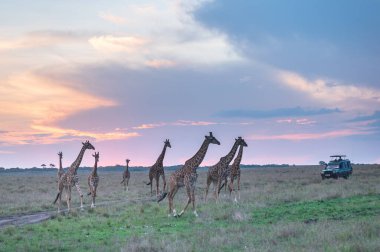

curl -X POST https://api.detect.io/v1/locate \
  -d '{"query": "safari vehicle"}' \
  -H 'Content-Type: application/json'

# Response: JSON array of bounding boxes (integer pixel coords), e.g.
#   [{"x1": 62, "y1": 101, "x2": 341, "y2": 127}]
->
[{"x1": 319, "y1": 155, "x2": 353, "y2": 180}]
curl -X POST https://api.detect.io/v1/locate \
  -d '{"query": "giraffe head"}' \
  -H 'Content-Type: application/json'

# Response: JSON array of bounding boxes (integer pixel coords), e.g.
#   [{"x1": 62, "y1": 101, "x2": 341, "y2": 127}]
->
[
  {"x1": 92, "y1": 152, "x2": 100, "y2": 161},
  {"x1": 126, "y1": 159, "x2": 130, "y2": 164},
  {"x1": 82, "y1": 140, "x2": 95, "y2": 150},
  {"x1": 164, "y1": 139, "x2": 171, "y2": 148},
  {"x1": 236, "y1": 136, "x2": 248, "y2": 147},
  {"x1": 58, "y1": 152, "x2": 63, "y2": 158},
  {"x1": 205, "y1": 132, "x2": 220, "y2": 145}
]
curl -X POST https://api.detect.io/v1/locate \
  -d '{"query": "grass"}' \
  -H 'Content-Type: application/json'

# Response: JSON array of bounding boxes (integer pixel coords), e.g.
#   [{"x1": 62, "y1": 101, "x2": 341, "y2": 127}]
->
[
  {"x1": 0, "y1": 165, "x2": 379, "y2": 251},
  {"x1": 252, "y1": 194, "x2": 380, "y2": 224}
]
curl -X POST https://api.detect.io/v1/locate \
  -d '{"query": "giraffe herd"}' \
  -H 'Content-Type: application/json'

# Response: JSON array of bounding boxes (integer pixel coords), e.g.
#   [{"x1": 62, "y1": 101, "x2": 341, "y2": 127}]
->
[{"x1": 53, "y1": 132, "x2": 247, "y2": 217}]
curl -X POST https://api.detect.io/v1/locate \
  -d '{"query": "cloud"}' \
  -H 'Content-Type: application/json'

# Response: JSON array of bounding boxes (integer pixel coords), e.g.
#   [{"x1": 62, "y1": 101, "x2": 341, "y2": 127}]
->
[
  {"x1": 132, "y1": 120, "x2": 219, "y2": 130},
  {"x1": 349, "y1": 111, "x2": 380, "y2": 122},
  {"x1": 276, "y1": 118, "x2": 316, "y2": 125},
  {"x1": 0, "y1": 30, "x2": 85, "y2": 51},
  {"x1": 145, "y1": 59, "x2": 176, "y2": 68},
  {"x1": 296, "y1": 118, "x2": 316, "y2": 125},
  {"x1": 277, "y1": 119, "x2": 293, "y2": 124},
  {"x1": 133, "y1": 123, "x2": 167, "y2": 130},
  {"x1": 173, "y1": 120, "x2": 219, "y2": 126},
  {"x1": 249, "y1": 129, "x2": 371, "y2": 141},
  {"x1": 0, "y1": 72, "x2": 122, "y2": 145},
  {"x1": 216, "y1": 107, "x2": 340, "y2": 119},
  {"x1": 278, "y1": 70, "x2": 380, "y2": 112},
  {"x1": 89, "y1": 35, "x2": 148, "y2": 53},
  {"x1": 0, "y1": 126, "x2": 139, "y2": 146},
  {"x1": 99, "y1": 12, "x2": 127, "y2": 25},
  {"x1": 0, "y1": 150, "x2": 15, "y2": 154},
  {"x1": 0, "y1": 72, "x2": 116, "y2": 126},
  {"x1": 31, "y1": 125, "x2": 140, "y2": 143},
  {"x1": 90, "y1": 0, "x2": 244, "y2": 68}
]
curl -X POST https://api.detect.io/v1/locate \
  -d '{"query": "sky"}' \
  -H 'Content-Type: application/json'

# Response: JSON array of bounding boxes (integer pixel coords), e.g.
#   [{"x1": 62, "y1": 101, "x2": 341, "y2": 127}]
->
[{"x1": 0, "y1": 0, "x2": 379, "y2": 168}]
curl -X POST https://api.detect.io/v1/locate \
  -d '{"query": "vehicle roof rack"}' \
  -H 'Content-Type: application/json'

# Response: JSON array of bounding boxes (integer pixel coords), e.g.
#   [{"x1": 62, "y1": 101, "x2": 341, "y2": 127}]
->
[{"x1": 330, "y1": 155, "x2": 346, "y2": 158}]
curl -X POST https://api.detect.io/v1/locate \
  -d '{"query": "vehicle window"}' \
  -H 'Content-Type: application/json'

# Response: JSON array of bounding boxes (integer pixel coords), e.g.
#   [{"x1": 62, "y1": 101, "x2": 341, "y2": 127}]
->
[{"x1": 327, "y1": 165, "x2": 339, "y2": 169}]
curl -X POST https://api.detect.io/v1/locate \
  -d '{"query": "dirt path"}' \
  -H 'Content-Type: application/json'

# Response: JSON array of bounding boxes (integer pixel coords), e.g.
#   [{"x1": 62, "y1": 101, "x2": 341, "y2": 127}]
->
[
  {"x1": 0, "y1": 194, "x2": 161, "y2": 229},
  {"x1": 0, "y1": 212, "x2": 52, "y2": 229}
]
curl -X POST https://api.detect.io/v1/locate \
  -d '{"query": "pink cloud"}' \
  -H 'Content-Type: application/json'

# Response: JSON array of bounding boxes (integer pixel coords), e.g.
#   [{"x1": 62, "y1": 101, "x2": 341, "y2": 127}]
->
[
  {"x1": 277, "y1": 119, "x2": 293, "y2": 123},
  {"x1": 133, "y1": 123, "x2": 167, "y2": 130},
  {"x1": 277, "y1": 70, "x2": 380, "y2": 112},
  {"x1": 173, "y1": 120, "x2": 218, "y2": 126},
  {"x1": 132, "y1": 120, "x2": 219, "y2": 130},
  {"x1": 145, "y1": 59, "x2": 176, "y2": 68},
  {"x1": 296, "y1": 118, "x2": 316, "y2": 125}
]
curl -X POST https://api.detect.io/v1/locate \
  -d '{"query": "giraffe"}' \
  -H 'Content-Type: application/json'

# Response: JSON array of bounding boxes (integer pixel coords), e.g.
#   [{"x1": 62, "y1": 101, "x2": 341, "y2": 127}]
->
[
  {"x1": 146, "y1": 139, "x2": 171, "y2": 197},
  {"x1": 161, "y1": 132, "x2": 220, "y2": 217},
  {"x1": 121, "y1": 159, "x2": 131, "y2": 191},
  {"x1": 87, "y1": 152, "x2": 100, "y2": 208},
  {"x1": 57, "y1": 151, "x2": 64, "y2": 182},
  {"x1": 53, "y1": 140, "x2": 95, "y2": 212},
  {"x1": 204, "y1": 137, "x2": 247, "y2": 202},
  {"x1": 225, "y1": 142, "x2": 247, "y2": 202}
]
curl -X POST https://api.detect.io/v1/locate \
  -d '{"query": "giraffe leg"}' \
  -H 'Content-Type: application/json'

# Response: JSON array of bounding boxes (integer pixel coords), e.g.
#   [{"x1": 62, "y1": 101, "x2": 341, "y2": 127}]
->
[
  {"x1": 224, "y1": 177, "x2": 228, "y2": 192},
  {"x1": 75, "y1": 183, "x2": 84, "y2": 210},
  {"x1": 58, "y1": 191, "x2": 62, "y2": 213},
  {"x1": 150, "y1": 178, "x2": 153, "y2": 196},
  {"x1": 216, "y1": 178, "x2": 221, "y2": 203},
  {"x1": 162, "y1": 174, "x2": 167, "y2": 193},
  {"x1": 156, "y1": 175, "x2": 160, "y2": 197},
  {"x1": 204, "y1": 176, "x2": 212, "y2": 202},
  {"x1": 126, "y1": 178, "x2": 129, "y2": 191},
  {"x1": 191, "y1": 188, "x2": 198, "y2": 217},
  {"x1": 229, "y1": 177, "x2": 234, "y2": 196},
  {"x1": 67, "y1": 186, "x2": 71, "y2": 212},
  {"x1": 91, "y1": 186, "x2": 97, "y2": 208},
  {"x1": 231, "y1": 178, "x2": 238, "y2": 202},
  {"x1": 237, "y1": 175, "x2": 241, "y2": 200},
  {"x1": 168, "y1": 184, "x2": 179, "y2": 217},
  {"x1": 179, "y1": 186, "x2": 192, "y2": 217},
  {"x1": 56, "y1": 182, "x2": 64, "y2": 213},
  {"x1": 229, "y1": 177, "x2": 235, "y2": 201}
]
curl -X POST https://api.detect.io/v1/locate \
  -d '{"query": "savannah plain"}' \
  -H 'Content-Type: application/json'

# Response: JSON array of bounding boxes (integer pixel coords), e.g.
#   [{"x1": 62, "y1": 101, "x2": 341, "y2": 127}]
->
[{"x1": 0, "y1": 165, "x2": 379, "y2": 251}]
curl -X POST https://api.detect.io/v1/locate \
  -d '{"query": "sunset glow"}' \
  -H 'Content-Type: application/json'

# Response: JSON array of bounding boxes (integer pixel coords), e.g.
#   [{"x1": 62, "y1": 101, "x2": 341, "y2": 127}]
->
[{"x1": 0, "y1": 0, "x2": 379, "y2": 168}]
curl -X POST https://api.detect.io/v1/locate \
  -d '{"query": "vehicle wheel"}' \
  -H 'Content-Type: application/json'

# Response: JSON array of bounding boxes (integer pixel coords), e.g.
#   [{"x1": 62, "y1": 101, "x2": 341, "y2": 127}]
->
[
  {"x1": 321, "y1": 175, "x2": 325, "y2": 180},
  {"x1": 343, "y1": 174, "x2": 348, "y2": 179},
  {"x1": 333, "y1": 175, "x2": 338, "y2": 179}
]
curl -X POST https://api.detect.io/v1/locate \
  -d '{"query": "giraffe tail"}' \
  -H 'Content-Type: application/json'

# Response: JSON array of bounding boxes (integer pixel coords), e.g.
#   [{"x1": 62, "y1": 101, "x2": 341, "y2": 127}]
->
[
  {"x1": 146, "y1": 182, "x2": 151, "y2": 185},
  {"x1": 53, "y1": 192, "x2": 60, "y2": 204},
  {"x1": 87, "y1": 192, "x2": 92, "y2": 196},
  {"x1": 157, "y1": 192, "x2": 167, "y2": 203},
  {"x1": 120, "y1": 179, "x2": 125, "y2": 184}
]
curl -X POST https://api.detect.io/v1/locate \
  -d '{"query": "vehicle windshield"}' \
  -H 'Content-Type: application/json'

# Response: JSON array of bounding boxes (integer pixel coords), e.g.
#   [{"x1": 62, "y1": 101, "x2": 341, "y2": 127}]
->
[{"x1": 326, "y1": 165, "x2": 339, "y2": 169}]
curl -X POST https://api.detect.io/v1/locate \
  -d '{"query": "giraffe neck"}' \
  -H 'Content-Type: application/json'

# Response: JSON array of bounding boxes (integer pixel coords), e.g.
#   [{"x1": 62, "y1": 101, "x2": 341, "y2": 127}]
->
[
  {"x1": 155, "y1": 144, "x2": 167, "y2": 166},
  {"x1": 221, "y1": 141, "x2": 240, "y2": 164},
  {"x1": 185, "y1": 139, "x2": 210, "y2": 168},
  {"x1": 68, "y1": 146, "x2": 87, "y2": 174},
  {"x1": 59, "y1": 157, "x2": 63, "y2": 171},
  {"x1": 125, "y1": 163, "x2": 129, "y2": 172},
  {"x1": 232, "y1": 145, "x2": 244, "y2": 167},
  {"x1": 92, "y1": 160, "x2": 98, "y2": 175}
]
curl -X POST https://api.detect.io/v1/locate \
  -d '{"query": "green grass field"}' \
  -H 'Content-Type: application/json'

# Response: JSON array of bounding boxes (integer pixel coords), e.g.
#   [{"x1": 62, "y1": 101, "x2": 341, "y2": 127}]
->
[{"x1": 0, "y1": 165, "x2": 379, "y2": 251}]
